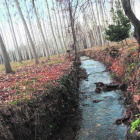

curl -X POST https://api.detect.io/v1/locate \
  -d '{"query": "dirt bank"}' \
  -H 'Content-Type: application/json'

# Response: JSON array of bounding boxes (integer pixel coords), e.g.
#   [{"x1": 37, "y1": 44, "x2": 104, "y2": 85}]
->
[{"x1": 0, "y1": 60, "x2": 86, "y2": 140}]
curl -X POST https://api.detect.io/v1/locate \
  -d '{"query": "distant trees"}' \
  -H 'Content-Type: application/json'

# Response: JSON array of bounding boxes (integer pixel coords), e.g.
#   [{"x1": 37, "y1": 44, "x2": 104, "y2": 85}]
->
[
  {"x1": 105, "y1": 0, "x2": 131, "y2": 43},
  {"x1": 45, "y1": 0, "x2": 60, "y2": 57},
  {"x1": 5, "y1": 0, "x2": 22, "y2": 63},
  {"x1": 68, "y1": 0, "x2": 78, "y2": 59},
  {"x1": 52, "y1": 0, "x2": 66, "y2": 53},
  {"x1": 1, "y1": 0, "x2": 138, "y2": 74},
  {"x1": 14, "y1": 0, "x2": 39, "y2": 64},
  {"x1": 31, "y1": 0, "x2": 50, "y2": 60},
  {"x1": 0, "y1": 0, "x2": 111, "y2": 65}
]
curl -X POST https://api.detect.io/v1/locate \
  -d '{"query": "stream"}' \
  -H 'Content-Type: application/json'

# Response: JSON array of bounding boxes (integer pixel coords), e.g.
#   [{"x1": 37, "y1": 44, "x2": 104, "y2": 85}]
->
[{"x1": 76, "y1": 56, "x2": 127, "y2": 140}]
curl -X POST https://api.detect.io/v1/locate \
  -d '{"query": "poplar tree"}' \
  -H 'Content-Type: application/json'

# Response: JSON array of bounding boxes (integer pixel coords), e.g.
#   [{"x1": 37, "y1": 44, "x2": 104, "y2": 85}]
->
[{"x1": 0, "y1": 32, "x2": 12, "y2": 73}]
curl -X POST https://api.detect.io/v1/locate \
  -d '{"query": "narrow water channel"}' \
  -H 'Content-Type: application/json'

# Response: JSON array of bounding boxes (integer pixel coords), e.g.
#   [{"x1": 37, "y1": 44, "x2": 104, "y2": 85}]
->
[{"x1": 76, "y1": 56, "x2": 127, "y2": 140}]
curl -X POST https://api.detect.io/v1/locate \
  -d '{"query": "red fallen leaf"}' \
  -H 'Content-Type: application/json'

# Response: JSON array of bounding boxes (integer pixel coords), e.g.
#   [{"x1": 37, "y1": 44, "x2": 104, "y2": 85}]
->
[
  {"x1": 5, "y1": 97, "x2": 9, "y2": 100},
  {"x1": 22, "y1": 86, "x2": 26, "y2": 91},
  {"x1": 38, "y1": 88, "x2": 43, "y2": 91},
  {"x1": 72, "y1": 108, "x2": 75, "y2": 111},
  {"x1": 134, "y1": 95, "x2": 140, "y2": 103},
  {"x1": 0, "y1": 58, "x2": 73, "y2": 102}
]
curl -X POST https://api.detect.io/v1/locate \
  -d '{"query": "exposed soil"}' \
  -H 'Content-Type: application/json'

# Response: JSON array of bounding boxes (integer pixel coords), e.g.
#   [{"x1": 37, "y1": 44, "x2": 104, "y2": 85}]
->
[{"x1": 0, "y1": 60, "x2": 88, "y2": 140}]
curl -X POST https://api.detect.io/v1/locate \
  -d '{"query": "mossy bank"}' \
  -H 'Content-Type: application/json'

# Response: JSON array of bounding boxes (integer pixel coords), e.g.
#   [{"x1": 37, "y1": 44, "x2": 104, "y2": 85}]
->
[{"x1": 0, "y1": 60, "x2": 83, "y2": 140}]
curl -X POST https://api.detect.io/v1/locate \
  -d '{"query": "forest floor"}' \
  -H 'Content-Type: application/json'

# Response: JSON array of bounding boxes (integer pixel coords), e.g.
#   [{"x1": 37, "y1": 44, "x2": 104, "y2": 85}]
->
[{"x1": 0, "y1": 54, "x2": 73, "y2": 105}]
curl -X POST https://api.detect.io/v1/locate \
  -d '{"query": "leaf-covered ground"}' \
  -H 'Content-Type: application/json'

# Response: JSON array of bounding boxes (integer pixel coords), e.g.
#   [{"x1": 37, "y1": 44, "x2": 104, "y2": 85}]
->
[{"x1": 0, "y1": 55, "x2": 73, "y2": 104}]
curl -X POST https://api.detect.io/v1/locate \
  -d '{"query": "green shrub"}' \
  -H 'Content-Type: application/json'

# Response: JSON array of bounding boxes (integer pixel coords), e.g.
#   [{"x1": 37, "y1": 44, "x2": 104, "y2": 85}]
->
[
  {"x1": 105, "y1": 0, "x2": 131, "y2": 43},
  {"x1": 131, "y1": 114, "x2": 140, "y2": 133}
]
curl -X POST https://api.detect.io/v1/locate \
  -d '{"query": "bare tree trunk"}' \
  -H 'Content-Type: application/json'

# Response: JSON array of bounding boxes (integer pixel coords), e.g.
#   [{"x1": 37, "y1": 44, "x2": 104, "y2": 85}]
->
[
  {"x1": 89, "y1": 1, "x2": 100, "y2": 46},
  {"x1": 42, "y1": 19, "x2": 52, "y2": 56},
  {"x1": 52, "y1": 1, "x2": 64, "y2": 53},
  {"x1": 20, "y1": 25, "x2": 32, "y2": 60},
  {"x1": 45, "y1": 0, "x2": 60, "y2": 57},
  {"x1": 87, "y1": 4, "x2": 96, "y2": 46},
  {"x1": 5, "y1": 0, "x2": 22, "y2": 63},
  {"x1": 57, "y1": 3, "x2": 67, "y2": 52},
  {"x1": 68, "y1": 1, "x2": 77, "y2": 59},
  {"x1": 24, "y1": 26, "x2": 32, "y2": 60},
  {"x1": 53, "y1": 3, "x2": 66, "y2": 53},
  {"x1": 63, "y1": 5, "x2": 73, "y2": 45},
  {"x1": 14, "y1": 0, "x2": 39, "y2": 64},
  {"x1": 0, "y1": 32, "x2": 12, "y2": 73},
  {"x1": 16, "y1": 23, "x2": 28, "y2": 61},
  {"x1": 0, "y1": 20, "x2": 10, "y2": 51},
  {"x1": 33, "y1": 25, "x2": 41, "y2": 58},
  {"x1": 98, "y1": 0, "x2": 106, "y2": 28},
  {"x1": 95, "y1": 0, "x2": 105, "y2": 47},
  {"x1": 61, "y1": 5, "x2": 70, "y2": 48},
  {"x1": 99, "y1": 0, "x2": 106, "y2": 45},
  {"x1": 24, "y1": 0, "x2": 37, "y2": 47},
  {"x1": 121, "y1": 0, "x2": 140, "y2": 45},
  {"x1": 83, "y1": 11, "x2": 92, "y2": 48},
  {"x1": 32, "y1": 1, "x2": 50, "y2": 60}
]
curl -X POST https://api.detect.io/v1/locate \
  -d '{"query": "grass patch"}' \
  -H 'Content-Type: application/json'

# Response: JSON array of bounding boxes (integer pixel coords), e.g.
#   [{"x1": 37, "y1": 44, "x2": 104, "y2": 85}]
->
[{"x1": 0, "y1": 54, "x2": 64, "y2": 72}]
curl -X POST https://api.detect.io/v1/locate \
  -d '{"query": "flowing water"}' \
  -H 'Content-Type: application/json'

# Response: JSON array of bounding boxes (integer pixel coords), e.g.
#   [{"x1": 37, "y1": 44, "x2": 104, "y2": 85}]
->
[{"x1": 76, "y1": 56, "x2": 127, "y2": 140}]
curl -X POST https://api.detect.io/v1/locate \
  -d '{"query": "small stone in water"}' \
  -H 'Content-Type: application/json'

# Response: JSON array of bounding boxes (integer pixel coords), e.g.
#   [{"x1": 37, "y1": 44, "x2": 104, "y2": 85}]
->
[
  {"x1": 93, "y1": 100, "x2": 102, "y2": 103},
  {"x1": 96, "y1": 124, "x2": 101, "y2": 127}
]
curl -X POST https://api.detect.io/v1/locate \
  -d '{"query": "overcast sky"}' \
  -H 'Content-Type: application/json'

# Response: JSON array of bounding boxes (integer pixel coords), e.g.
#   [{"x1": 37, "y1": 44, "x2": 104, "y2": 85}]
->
[{"x1": 134, "y1": 0, "x2": 140, "y2": 20}]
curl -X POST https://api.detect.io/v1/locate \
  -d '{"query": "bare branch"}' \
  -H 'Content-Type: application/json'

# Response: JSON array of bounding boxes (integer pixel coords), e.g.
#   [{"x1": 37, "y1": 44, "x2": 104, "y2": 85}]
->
[{"x1": 73, "y1": 0, "x2": 78, "y2": 18}]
